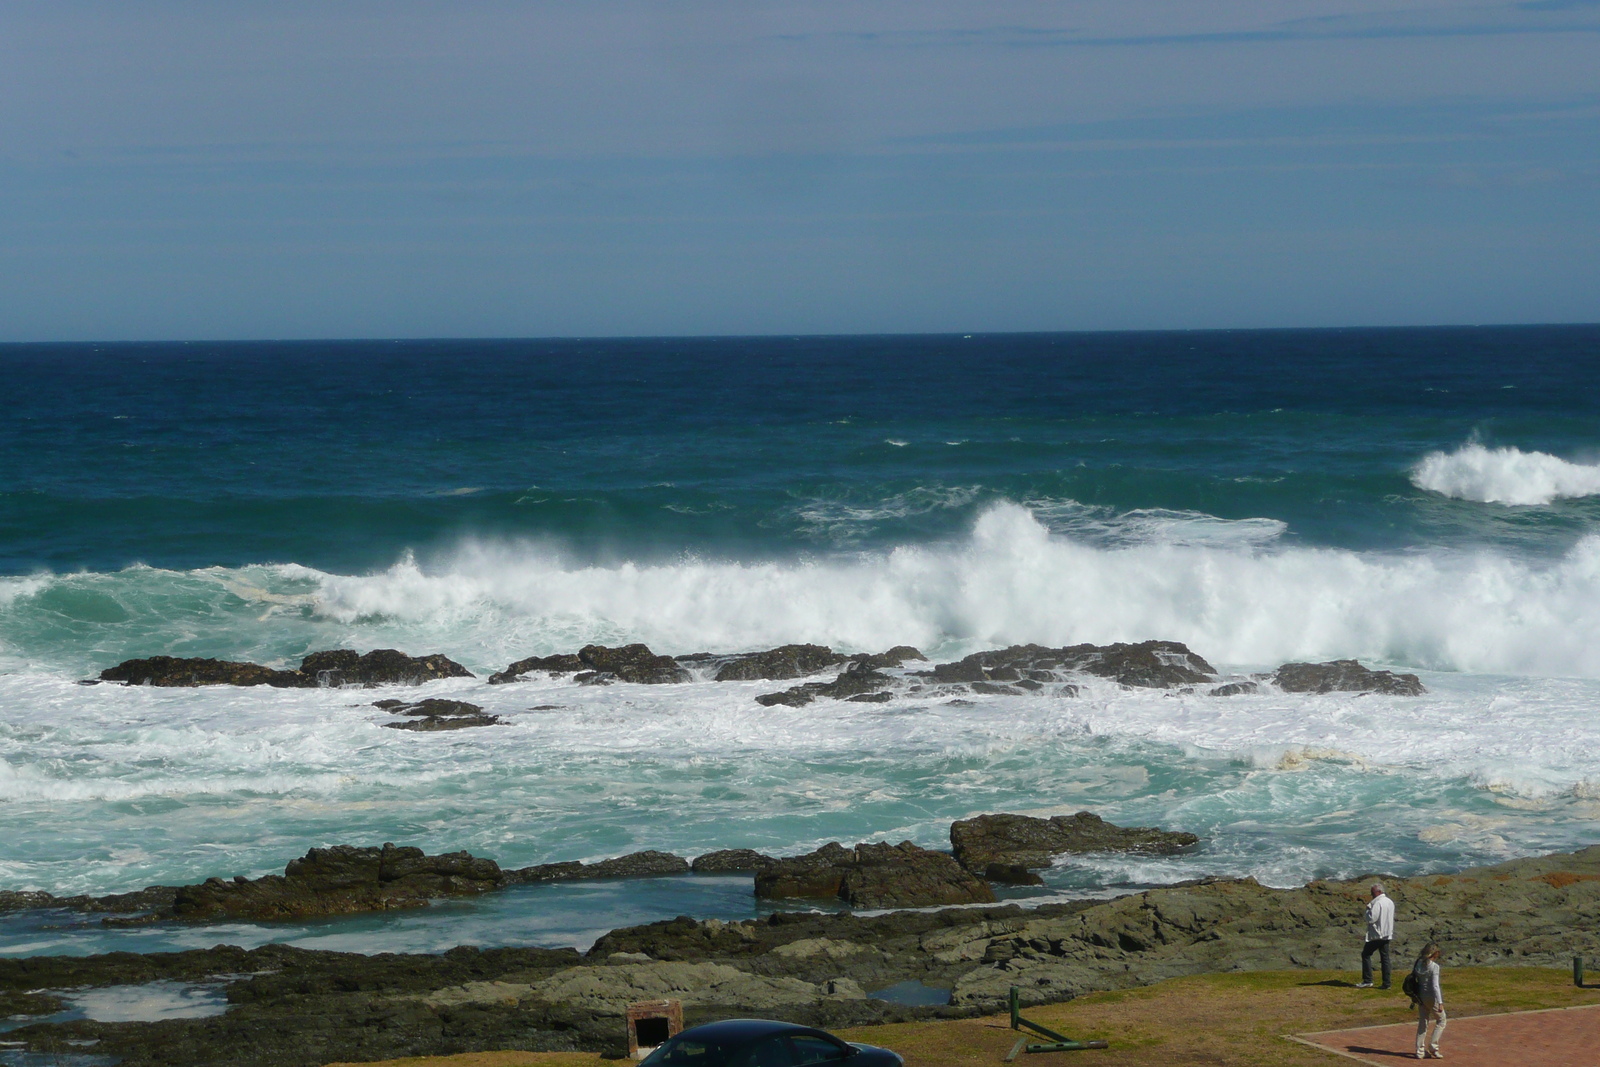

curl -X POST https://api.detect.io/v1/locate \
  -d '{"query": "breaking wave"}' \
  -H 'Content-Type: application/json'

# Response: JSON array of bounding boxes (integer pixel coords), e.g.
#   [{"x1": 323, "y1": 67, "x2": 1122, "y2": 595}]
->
[{"x1": 1412, "y1": 442, "x2": 1600, "y2": 506}]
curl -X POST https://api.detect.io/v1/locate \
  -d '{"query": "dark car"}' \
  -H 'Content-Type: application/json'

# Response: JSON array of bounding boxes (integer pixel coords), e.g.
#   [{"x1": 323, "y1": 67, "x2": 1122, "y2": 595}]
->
[{"x1": 639, "y1": 1019, "x2": 903, "y2": 1067}]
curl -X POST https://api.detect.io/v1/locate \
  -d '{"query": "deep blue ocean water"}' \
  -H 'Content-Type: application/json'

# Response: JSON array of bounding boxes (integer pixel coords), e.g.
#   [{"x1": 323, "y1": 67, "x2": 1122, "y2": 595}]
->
[{"x1": 2, "y1": 326, "x2": 1598, "y2": 956}]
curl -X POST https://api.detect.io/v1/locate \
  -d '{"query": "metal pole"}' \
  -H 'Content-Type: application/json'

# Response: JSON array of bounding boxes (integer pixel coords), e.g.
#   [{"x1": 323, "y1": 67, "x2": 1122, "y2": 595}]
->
[{"x1": 1576, "y1": 956, "x2": 1585, "y2": 988}]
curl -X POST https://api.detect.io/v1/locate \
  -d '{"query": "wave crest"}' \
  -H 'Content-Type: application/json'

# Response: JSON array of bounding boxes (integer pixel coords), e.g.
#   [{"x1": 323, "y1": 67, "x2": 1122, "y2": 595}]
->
[{"x1": 1412, "y1": 442, "x2": 1600, "y2": 505}]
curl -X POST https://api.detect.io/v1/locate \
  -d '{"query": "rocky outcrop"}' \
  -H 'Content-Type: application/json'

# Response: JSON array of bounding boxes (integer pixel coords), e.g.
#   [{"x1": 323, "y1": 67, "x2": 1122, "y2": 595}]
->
[
  {"x1": 300, "y1": 649, "x2": 474, "y2": 686},
  {"x1": 1272, "y1": 659, "x2": 1426, "y2": 696},
  {"x1": 506, "y1": 851, "x2": 691, "y2": 884},
  {"x1": 852, "y1": 646, "x2": 928, "y2": 670},
  {"x1": 98, "y1": 649, "x2": 473, "y2": 688},
  {"x1": 170, "y1": 844, "x2": 504, "y2": 921},
  {"x1": 712, "y1": 644, "x2": 848, "y2": 681},
  {"x1": 97, "y1": 656, "x2": 309, "y2": 687},
  {"x1": 931, "y1": 641, "x2": 1215, "y2": 689},
  {"x1": 489, "y1": 644, "x2": 689, "y2": 685},
  {"x1": 755, "y1": 842, "x2": 996, "y2": 909},
  {"x1": 692, "y1": 849, "x2": 778, "y2": 873},
  {"x1": 488, "y1": 653, "x2": 587, "y2": 683},
  {"x1": 375, "y1": 698, "x2": 503, "y2": 731},
  {"x1": 755, "y1": 662, "x2": 895, "y2": 707},
  {"x1": 950, "y1": 813, "x2": 1199, "y2": 878}
]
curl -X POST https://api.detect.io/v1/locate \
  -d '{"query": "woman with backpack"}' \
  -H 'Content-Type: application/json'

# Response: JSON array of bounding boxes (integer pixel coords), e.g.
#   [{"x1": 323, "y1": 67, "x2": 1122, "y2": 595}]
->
[{"x1": 1407, "y1": 942, "x2": 1446, "y2": 1059}]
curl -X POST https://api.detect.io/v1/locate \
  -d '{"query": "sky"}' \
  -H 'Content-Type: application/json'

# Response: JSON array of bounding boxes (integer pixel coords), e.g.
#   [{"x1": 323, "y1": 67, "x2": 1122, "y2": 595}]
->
[{"x1": 1, "y1": 0, "x2": 1597, "y2": 340}]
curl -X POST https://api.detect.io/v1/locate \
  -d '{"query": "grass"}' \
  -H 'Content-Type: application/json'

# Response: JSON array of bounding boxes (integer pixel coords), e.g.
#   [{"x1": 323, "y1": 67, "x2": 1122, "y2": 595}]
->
[{"x1": 327, "y1": 967, "x2": 1600, "y2": 1067}]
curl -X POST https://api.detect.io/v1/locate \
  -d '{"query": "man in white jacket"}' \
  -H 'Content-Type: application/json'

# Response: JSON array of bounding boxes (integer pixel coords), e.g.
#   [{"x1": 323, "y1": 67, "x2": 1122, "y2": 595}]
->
[{"x1": 1359, "y1": 883, "x2": 1396, "y2": 988}]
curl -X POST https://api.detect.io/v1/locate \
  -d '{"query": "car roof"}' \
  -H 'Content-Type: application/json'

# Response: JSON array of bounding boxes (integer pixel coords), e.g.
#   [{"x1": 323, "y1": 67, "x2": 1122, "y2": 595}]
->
[{"x1": 672, "y1": 1019, "x2": 833, "y2": 1043}]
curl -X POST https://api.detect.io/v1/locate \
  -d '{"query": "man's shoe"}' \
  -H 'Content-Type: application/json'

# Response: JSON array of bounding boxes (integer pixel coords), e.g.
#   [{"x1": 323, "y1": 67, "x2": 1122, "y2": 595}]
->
[
  {"x1": 1380, "y1": 983, "x2": 1392, "y2": 989},
  {"x1": 1356, "y1": 982, "x2": 1374, "y2": 988}
]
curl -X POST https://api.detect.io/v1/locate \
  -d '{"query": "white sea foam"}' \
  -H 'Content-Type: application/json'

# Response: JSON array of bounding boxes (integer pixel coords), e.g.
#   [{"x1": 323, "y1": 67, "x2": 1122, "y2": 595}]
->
[
  {"x1": 299, "y1": 504, "x2": 1600, "y2": 677},
  {"x1": 1411, "y1": 442, "x2": 1600, "y2": 505}
]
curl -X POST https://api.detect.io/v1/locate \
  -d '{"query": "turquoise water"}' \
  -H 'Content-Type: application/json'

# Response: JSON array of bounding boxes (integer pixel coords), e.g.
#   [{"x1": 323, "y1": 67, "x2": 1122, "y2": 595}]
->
[{"x1": 1, "y1": 328, "x2": 1598, "y2": 955}]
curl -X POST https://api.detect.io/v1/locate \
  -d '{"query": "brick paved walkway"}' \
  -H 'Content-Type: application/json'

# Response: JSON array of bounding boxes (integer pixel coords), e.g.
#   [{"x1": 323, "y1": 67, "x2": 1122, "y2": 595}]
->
[{"x1": 1291, "y1": 1003, "x2": 1599, "y2": 1066}]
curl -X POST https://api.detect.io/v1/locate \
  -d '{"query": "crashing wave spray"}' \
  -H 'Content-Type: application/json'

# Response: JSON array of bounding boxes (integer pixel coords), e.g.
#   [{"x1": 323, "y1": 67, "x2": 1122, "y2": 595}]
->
[
  {"x1": 1412, "y1": 442, "x2": 1600, "y2": 505},
  {"x1": 301, "y1": 504, "x2": 1600, "y2": 678}
]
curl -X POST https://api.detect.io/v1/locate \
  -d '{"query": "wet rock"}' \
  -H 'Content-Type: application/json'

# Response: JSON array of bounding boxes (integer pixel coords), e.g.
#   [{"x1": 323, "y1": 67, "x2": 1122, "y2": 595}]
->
[
  {"x1": 713, "y1": 644, "x2": 848, "y2": 681},
  {"x1": 1272, "y1": 659, "x2": 1425, "y2": 696},
  {"x1": 949, "y1": 812, "x2": 1199, "y2": 874},
  {"x1": 756, "y1": 842, "x2": 996, "y2": 909},
  {"x1": 507, "y1": 851, "x2": 690, "y2": 883},
  {"x1": 755, "y1": 662, "x2": 894, "y2": 707},
  {"x1": 971, "y1": 682, "x2": 1024, "y2": 696},
  {"x1": 490, "y1": 644, "x2": 688, "y2": 685},
  {"x1": 488, "y1": 653, "x2": 586, "y2": 683},
  {"x1": 691, "y1": 849, "x2": 778, "y2": 874},
  {"x1": 846, "y1": 691, "x2": 893, "y2": 703},
  {"x1": 931, "y1": 641, "x2": 1215, "y2": 689},
  {"x1": 374, "y1": 698, "x2": 503, "y2": 731},
  {"x1": 981, "y1": 863, "x2": 1045, "y2": 886},
  {"x1": 97, "y1": 656, "x2": 309, "y2": 688},
  {"x1": 300, "y1": 649, "x2": 474, "y2": 687},
  {"x1": 851, "y1": 646, "x2": 928, "y2": 670},
  {"x1": 170, "y1": 843, "x2": 504, "y2": 921},
  {"x1": 1209, "y1": 681, "x2": 1259, "y2": 697}
]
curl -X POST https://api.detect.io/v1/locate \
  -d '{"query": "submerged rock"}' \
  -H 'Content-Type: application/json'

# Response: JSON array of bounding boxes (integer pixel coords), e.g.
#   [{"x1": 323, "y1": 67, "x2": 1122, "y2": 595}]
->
[
  {"x1": 1209, "y1": 681, "x2": 1259, "y2": 697},
  {"x1": 931, "y1": 641, "x2": 1215, "y2": 689},
  {"x1": 755, "y1": 841, "x2": 996, "y2": 909},
  {"x1": 1272, "y1": 659, "x2": 1426, "y2": 696},
  {"x1": 949, "y1": 812, "x2": 1200, "y2": 875},
  {"x1": 97, "y1": 656, "x2": 309, "y2": 688},
  {"x1": 170, "y1": 843, "x2": 504, "y2": 921},
  {"x1": 374, "y1": 697, "x2": 504, "y2": 731},
  {"x1": 755, "y1": 662, "x2": 894, "y2": 707},
  {"x1": 490, "y1": 643, "x2": 689, "y2": 685}
]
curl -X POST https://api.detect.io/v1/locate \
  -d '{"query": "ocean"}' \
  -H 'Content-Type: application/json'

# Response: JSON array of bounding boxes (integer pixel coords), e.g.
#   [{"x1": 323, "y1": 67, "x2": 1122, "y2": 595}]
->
[{"x1": 3, "y1": 326, "x2": 1599, "y2": 957}]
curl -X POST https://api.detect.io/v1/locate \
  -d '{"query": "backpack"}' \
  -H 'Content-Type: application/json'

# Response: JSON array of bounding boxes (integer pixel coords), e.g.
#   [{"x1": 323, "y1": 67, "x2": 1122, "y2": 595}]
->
[{"x1": 1402, "y1": 969, "x2": 1422, "y2": 1006}]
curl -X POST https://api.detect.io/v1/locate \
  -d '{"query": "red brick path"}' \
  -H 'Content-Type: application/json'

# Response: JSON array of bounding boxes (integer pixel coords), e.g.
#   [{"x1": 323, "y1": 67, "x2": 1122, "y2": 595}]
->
[{"x1": 1291, "y1": 1003, "x2": 1599, "y2": 1066}]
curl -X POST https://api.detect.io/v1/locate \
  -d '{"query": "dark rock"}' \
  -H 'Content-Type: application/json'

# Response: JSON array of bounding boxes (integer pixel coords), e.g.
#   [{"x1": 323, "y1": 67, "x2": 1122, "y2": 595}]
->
[
  {"x1": 982, "y1": 863, "x2": 1045, "y2": 886},
  {"x1": 971, "y1": 682, "x2": 1023, "y2": 696},
  {"x1": 383, "y1": 714, "x2": 502, "y2": 731},
  {"x1": 578, "y1": 644, "x2": 691, "y2": 684},
  {"x1": 950, "y1": 812, "x2": 1199, "y2": 874},
  {"x1": 1209, "y1": 681, "x2": 1259, "y2": 697},
  {"x1": 490, "y1": 644, "x2": 687, "y2": 685},
  {"x1": 756, "y1": 688, "x2": 818, "y2": 707},
  {"x1": 756, "y1": 841, "x2": 996, "y2": 909},
  {"x1": 379, "y1": 698, "x2": 484, "y2": 717},
  {"x1": 754, "y1": 661, "x2": 893, "y2": 706},
  {"x1": 170, "y1": 843, "x2": 504, "y2": 921},
  {"x1": 300, "y1": 649, "x2": 474, "y2": 687},
  {"x1": 488, "y1": 652, "x2": 587, "y2": 684},
  {"x1": 931, "y1": 641, "x2": 1214, "y2": 690},
  {"x1": 507, "y1": 851, "x2": 690, "y2": 883},
  {"x1": 98, "y1": 656, "x2": 309, "y2": 688},
  {"x1": 846, "y1": 691, "x2": 893, "y2": 703},
  {"x1": 1272, "y1": 659, "x2": 1426, "y2": 696},
  {"x1": 851, "y1": 646, "x2": 928, "y2": 670},
  {"x1": 691, "y1": 849, "x2": 778, "y2": 873},
  {"x1": 713, "y1": 644, "x2": 847, "y2": 681},
  {"x1": 373, "y1": 698, "x2": 503, "y2": 731}
]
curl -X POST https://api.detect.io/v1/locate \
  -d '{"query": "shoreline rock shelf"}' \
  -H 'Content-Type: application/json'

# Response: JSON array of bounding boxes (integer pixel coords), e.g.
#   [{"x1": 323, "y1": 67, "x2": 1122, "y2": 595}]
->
[
  {"x1": 0, "y1": 812, "x2": 1200, "y2": 921},
  {"x1": 1, "y1": 846, "x2": 1595, "y2": 1067}
]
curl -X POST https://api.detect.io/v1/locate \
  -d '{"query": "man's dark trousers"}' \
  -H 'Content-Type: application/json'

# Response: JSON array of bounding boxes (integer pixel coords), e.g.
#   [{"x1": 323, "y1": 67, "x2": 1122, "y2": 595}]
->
[{"x1": 1362, "y1": 939, "x2": 1392, "y2": 987}]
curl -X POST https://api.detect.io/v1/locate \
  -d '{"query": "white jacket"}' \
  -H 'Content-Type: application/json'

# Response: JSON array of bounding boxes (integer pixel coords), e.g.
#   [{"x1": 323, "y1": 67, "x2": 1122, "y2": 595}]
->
[
  {"x1": 1365, "y1": 893, "x2": 1395, "y2": 941},
  {"x1": 1413, "y1": 959, "x2": 1443, "y2": 1005}
]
